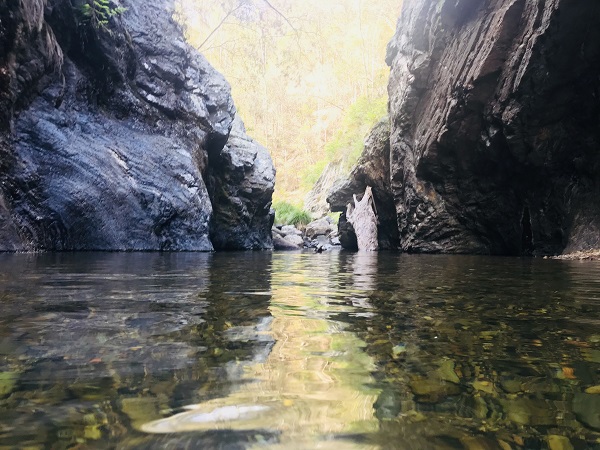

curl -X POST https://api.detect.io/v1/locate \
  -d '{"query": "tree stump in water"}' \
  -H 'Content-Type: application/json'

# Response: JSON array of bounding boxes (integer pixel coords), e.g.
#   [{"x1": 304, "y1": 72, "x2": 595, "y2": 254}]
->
[{"x1": 346, "y1": 186, "x2": 378, "y2": 251}]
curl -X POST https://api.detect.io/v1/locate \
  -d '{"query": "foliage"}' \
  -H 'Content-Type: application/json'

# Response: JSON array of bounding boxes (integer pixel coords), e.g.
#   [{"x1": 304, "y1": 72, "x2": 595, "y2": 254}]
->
[
  {"x1": 79, "y1": 0, "x2": 126, "y2": 29},
  {"x1": 273, "y1": 201, "x2": 312, "y2": 226},
  {"x1": 178, "y1": 0, "x2": 402, "y2": 201},
  {"x1": 301, "y1": 95, "x2": 387, "y2": 191}
]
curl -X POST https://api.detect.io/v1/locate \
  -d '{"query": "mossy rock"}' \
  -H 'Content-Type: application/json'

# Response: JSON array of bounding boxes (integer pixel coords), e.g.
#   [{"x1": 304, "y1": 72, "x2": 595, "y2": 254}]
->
[{"x1": 0, "y1": 371, "x2": 18, "y2": 397}]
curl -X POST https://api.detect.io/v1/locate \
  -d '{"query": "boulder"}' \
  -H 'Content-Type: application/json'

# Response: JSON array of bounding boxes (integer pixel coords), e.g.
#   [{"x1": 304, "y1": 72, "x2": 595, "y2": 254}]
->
[
  {"x1": 283, "y1": 234, "x2": 304, "y2": 247},
  {"x1": 304, "y1": 217, "x2": 334, "y2": 239},
  {"x1": 272, "y1": 234, "x2": 302, "y2": 250},
  {"x1": 280, "y1": 225, "x2": 302, "y2": 237}
]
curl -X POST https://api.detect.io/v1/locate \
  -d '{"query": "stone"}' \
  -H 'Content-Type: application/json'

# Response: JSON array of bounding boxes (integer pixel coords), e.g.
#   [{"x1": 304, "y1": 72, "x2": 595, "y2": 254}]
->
[
  {"x1": 304, "y1": 217, "x2": 334, "y2": 239},
  {"x1": 283, "y1": 234, "x2": 304, "y2": 246},
  {"x1": 0, "y1": 0, "x2": 274, "y2": 251},
  {"x1": 280, "y1": 225, "x2": 302, "y2": 236},
  {"x1": 547, "y1": 435, "x2": 574, "y2": 450},
  {"x1": 272, "y1": 235, "x2": 301, "y2": 250},
  {"x1": 573, "y1": 393, "x2": 600, "y2": 431},
  {"x1": 408, "y1": 377, "x2": 460, "y2": 403}
]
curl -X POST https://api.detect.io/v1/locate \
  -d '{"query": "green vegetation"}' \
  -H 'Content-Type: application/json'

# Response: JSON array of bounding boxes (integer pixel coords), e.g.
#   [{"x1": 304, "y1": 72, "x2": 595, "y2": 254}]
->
[
  {"x1": 79, "y1": 0, "x2": 126, "y2": 29},
  {"x1": 301, "y1": 95, "x2": 387, "y2": 191},
  {"x1": 273, "y1": 201, "x2": 312, "y2": 226},
  {"x1": 178, "y1": 0, "x2": 402, "y2": 201}
]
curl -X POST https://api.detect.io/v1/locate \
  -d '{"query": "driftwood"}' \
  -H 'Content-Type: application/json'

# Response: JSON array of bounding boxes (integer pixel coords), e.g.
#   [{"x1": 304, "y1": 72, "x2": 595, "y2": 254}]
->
[{"x1": 346, "y1": 186, "x2": 378, "y2": 251}]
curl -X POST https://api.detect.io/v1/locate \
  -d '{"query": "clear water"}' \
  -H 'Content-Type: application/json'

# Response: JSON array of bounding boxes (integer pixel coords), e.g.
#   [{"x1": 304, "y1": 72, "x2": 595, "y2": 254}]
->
[{"x1": 0, "y1": 251, "x2": 599, "y2": 449}]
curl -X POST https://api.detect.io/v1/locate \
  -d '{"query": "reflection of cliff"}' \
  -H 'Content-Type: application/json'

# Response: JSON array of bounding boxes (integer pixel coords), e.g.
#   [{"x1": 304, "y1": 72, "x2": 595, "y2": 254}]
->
[
  {"x1": 0, "y1": 253, "x2": 275, "y2": 448},
  {"x1": 143, "y1": 252, "x2": 380, "y2": 448},
  {"x1": 336, "y1": 254, "x2": 600, "y2": 448}
]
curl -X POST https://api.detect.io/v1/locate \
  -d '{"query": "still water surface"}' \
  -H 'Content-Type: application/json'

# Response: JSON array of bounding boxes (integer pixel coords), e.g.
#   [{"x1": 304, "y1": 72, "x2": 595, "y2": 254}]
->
[{"x1": 0, "y1": 251, "x2": 600, "y2": 449}]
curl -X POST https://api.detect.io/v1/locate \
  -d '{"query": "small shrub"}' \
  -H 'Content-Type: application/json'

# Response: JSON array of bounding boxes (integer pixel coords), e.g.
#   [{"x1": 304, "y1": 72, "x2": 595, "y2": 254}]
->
[
  {"x1": 273, "y1": 201, "x2": 312, "y2": 227},
  {"x1": 78, "y1": 0, "x2": 126, "y2": 29}
]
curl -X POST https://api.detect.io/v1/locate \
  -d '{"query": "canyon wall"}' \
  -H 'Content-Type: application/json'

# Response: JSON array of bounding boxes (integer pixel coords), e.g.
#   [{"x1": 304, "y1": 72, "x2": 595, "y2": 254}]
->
[
  {"x1": 0, "y1": 0, "x2": 274, "y2": 251},
  {"x1": 331, "y1": 0, "x2": 600, "y2": 255}
]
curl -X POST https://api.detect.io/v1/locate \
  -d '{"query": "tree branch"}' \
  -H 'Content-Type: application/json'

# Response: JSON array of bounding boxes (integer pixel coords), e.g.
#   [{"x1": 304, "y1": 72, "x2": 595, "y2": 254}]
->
[{"x1": 198, "y1": 4, "x2": 242, "y2": 50}]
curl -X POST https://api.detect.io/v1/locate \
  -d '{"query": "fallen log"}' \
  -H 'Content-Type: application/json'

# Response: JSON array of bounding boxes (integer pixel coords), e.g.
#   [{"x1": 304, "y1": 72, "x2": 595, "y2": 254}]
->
[{"x1": 346, "y1": 186, "x2": 378, "y2": 251}]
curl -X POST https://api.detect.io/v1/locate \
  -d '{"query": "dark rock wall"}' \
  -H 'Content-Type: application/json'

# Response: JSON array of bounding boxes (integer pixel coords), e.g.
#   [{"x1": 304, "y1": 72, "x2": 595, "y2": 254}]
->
[
  {"x1": 387, "y1": 0, "x2": 600, "y2": 255},
  {"x1": 333, "y1": 0, "x2": 600, "y2": 256},
  {"x1": 0, "y1": 0, "x2": 274, "y2": 251}
]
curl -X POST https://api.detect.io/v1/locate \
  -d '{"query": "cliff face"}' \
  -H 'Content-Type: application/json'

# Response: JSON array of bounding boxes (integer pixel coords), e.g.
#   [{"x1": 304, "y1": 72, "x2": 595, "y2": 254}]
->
[
  {"x1": 0, "y1": 0, "x2": 274, "y2": 251},
  {"x1": 331, "y1": 0, "x2": 600, "y2": 255}
]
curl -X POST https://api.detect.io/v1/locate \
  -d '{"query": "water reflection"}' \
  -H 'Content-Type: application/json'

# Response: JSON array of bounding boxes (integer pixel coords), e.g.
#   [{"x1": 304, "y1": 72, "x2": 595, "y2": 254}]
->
[
  {"x1": 0, "y1": 252, "x2": 600, "y2": 449},
  {"x1": 143, "y1": 251, "x2": 380, "y2": 449}
]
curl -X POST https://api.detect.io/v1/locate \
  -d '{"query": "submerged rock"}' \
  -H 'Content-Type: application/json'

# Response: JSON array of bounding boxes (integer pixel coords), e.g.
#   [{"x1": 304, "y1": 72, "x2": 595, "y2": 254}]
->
[{"x1": 0, "y1": 0, "x2": 274, "y2": 251}]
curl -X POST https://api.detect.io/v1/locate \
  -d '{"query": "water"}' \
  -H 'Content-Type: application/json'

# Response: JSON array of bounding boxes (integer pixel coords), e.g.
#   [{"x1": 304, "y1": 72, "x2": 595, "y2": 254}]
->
[{"x1": 0, "y1": 251, "x2": 599, "y2": 449}]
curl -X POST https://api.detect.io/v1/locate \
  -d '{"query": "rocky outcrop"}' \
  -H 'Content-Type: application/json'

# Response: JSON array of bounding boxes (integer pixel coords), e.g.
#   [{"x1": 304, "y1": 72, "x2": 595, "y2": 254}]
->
[
  {"x1": 332, "y1": 0, "x2": 600, "y2": 256},
  {"x1": 207, "y1": 117, "x2": 275, "y2": 250},
  {"x1": 327, "y1": 118, "x2": 399, "y2": 250},
  {"x1": 0, "y1": 0, "x2": 274, "y2": 251}
]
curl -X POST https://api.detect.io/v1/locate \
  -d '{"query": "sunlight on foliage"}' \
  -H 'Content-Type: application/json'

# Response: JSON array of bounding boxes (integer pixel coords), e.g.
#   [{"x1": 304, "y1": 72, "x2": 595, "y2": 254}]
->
[
  {"x1": 303, "y1": 94, "x2": 388, "y2": 191},
  {"x1": 79, "y1": 0, "x2": 126, "y2": 29},
  {"x1": 273, "y1": 201, "x2": 312, "y2": 226},
  {"x1": 178, "y1": 0, "x2": 402, "y2": 201}
]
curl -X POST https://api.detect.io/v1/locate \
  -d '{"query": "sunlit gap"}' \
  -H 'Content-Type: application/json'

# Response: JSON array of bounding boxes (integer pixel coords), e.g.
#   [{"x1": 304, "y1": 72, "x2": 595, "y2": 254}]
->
[{"x1": 176, "y1": 0, "x2": 402, "y2": 204}]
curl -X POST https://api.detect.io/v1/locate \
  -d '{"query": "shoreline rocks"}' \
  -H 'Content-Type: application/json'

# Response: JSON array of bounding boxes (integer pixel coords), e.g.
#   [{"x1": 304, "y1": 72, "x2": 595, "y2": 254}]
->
[{"x1": 272, "y1": 217, "x2": 340, "y2": 251}]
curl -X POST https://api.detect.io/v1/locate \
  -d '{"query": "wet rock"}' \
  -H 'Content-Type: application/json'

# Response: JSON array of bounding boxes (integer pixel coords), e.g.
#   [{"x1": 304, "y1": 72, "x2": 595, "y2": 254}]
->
[
  {"x1": 283, "y1": 234, "x2": 304, "y2": 247},
  {"x1": 500, "y1": 398, "x2": 557, "y2": 426},
  {"x1": 0, "y1": 371, "x2": 17, "y2": 397},
  {"x1": 121, "y1": 397, "x2": 161, "y2": 430},
  {"x1": 272, "y1": 234, "x2": 301, "y2": 250},
  {"x1": 547, "y1": 435, "x2": 574, "y2": 450},
  {"x1": 584, "y1": 385, "x2": 600, "y2": 394},
  {"x1": 573, "y1": 393, "x2": 600, "y2": 431},
  {"x1": 0, "y1": 0, "x2": 274, "y2": 251},
  {"x1": 408, "y1": 377, "x2": 460, "y2": 403},
  {"x1": 460, "y1": 436, "x2": 503, "y2": 450}
]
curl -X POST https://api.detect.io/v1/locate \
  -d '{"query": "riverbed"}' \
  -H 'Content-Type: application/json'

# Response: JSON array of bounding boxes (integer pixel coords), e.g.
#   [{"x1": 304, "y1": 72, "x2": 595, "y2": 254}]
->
[{"x1": 0, "y1": 251, "x2": 599, "y2": 449}]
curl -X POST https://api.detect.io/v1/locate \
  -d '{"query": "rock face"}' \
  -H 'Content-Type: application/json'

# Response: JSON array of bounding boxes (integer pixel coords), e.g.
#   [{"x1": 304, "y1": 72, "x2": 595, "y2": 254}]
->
[
  {"x1": 327, "y1": 118, "x2": 399, "y2": 250},
  {"x1": 332, "y1": 0, "x2": 600, "y2": 255},
  {"x1": 0, "y1": 0, "x2": 274, "y2": 251},
  {"x1": 207, "y1": 117, "x2": 275, "y2": 250}
]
